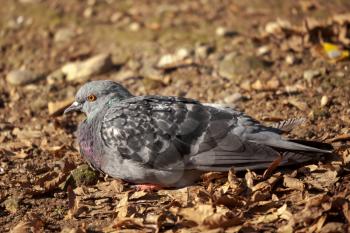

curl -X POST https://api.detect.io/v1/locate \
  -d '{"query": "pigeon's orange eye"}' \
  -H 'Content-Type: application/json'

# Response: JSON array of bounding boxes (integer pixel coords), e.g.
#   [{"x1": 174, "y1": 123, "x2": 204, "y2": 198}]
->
[{"x1": 87, "y1": 94, "x2": 97, "y2": 102}]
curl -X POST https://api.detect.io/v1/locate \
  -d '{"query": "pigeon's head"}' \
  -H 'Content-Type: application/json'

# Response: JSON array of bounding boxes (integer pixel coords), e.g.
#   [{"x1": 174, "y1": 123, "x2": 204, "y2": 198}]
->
[{"x1": 64, "y1": 80, "x2": 133, "y2": 116}]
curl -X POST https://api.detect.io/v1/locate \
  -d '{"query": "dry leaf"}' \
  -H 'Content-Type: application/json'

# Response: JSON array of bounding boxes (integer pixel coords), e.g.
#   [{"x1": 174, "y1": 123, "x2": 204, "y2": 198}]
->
[{"x1": 283, "y1": 175, "x2": 305, "y2": 191}]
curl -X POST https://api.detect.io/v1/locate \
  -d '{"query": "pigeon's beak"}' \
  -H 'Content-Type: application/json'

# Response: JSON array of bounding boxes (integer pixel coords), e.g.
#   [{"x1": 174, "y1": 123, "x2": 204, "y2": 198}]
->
[{"x1": 64, "y1": 101, "x2": 82, "y2": 114}]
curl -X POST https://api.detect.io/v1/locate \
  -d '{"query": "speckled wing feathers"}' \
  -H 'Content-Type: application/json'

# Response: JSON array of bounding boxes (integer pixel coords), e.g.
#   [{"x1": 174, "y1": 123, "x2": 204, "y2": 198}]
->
[{"x1": 101, "y1": 96, "x2": 213, "y2": 169}]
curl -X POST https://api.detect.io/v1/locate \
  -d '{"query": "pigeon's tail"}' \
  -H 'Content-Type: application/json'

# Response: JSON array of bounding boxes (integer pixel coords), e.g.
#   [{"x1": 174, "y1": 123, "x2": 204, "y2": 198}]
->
[
  {"x1": 270, "y1": 139, "x2": 333, "y2": 154},
  {"x1": 190, "y1": 136, "x2": 333, "y2": 172}
]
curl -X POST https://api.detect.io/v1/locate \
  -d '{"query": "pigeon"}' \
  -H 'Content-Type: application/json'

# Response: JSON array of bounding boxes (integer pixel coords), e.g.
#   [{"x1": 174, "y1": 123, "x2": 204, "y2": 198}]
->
[{"x1": 64, "y1": 80, "x2": 333, "y2": 187}]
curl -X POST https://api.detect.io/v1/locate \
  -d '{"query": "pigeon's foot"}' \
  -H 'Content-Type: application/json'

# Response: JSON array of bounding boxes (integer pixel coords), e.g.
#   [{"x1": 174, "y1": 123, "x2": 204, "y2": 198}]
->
[{"x1": 134, "y1": 183, "x2": 163, "y2": 191}]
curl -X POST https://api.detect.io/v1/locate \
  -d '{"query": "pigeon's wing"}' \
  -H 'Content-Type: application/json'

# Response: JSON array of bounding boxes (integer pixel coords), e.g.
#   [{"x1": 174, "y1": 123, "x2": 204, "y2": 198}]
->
[
  {"x1": 189, "y1": 105, "x2": 332, "y2": 171},
  {"x1": 271, "y1": 117, "x2": 306, "y2": 133},
  {"x1": 101, "y1": 96, "x2": 213, "y2": 170}
]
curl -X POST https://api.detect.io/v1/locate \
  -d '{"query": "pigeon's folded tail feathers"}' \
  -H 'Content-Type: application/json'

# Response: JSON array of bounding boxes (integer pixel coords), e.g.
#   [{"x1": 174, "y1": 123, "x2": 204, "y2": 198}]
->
[{"x1": 250, "y1": 137, "x2": 332, "y2": 154}]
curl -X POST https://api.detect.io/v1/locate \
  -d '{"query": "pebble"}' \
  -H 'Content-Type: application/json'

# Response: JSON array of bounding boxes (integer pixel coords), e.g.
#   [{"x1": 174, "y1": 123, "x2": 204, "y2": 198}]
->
[
  {"x1": 257, "y1": 46, "x2": 270, "y2": 56},
  {"x1": 54, "y1": 27, "x2": 75, "y2": 43},
  {"x1": 265, "y1": 20, "x2": 291, "y2": 34},
  {"x1": 195, "y1": 44, "x2": 214, "y2": 59},
  {"x1": 129, "y1": 22, "x2": 141, "y2": 31},
  {"x1": 6, "y1": 69, "x2": 41, "y2": 86},
  {"x1": 110, "y1": 12, "x2": 123, "y2": 23},
  {"x1": 83, "y1": 7, "x2": 94, "y2": 18},
  {"x1": 303, "y1": 69, "x2": 321, "y2": 83},
  {"x1": 157, "y1": 48, "x2": 191, "y2": 68},
  {"x1": 285, "y1": 54, "x2": 296, "y2": 65},
  {"x1": 127, "y1": 59, "x2": 142, "y2": 71},
  {"x1": 251, "y1": 80, "x2": 263, "y2": 90},
  {"x1": 114, "y1": 70, "x2": 137, "y2": 81},
  {"x1": 320, "y1": 95, "x2": 329, "y2": 107},
  {"x1": 141, "y1": 62, "x2": 164, "y2": 82},
  {"x1": 61, "y1": 53, "x2": 113, "y2": 82},
  {"x1": 47, "y1": 69, "x2": 65, "y2": 85},
  {"x1": 224, "y1": 93, "x2": 243, "y2": 104},
  {"x1": 215, "y1": 27, "x2": 236, "y2": 37},
  {"x1": 240, "y1": 80, "x2": 251, "y2": 91},
  {"x1": 335, "y1": 71, "x2": 345, "y2": 78},
  {"x1": 19, "y1": 0, "x2": 40, "y2": 3}
]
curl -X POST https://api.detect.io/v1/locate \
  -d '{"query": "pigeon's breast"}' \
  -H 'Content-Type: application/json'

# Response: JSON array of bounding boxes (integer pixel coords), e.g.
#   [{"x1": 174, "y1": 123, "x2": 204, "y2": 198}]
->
[{"x1": 78, "y1": 121, "x2": 103, "y2": 169}]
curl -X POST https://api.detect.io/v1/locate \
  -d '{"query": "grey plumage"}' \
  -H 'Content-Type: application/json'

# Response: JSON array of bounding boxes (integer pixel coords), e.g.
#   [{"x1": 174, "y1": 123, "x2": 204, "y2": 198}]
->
[{"x1": 65, "y1": 80, "x2": 333, "y2": 187}]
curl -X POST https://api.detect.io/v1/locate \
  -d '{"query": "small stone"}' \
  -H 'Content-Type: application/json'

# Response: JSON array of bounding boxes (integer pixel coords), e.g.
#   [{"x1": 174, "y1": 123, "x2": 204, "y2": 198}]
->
[
  {"x1": 19, "y1": 0, "x2": 40, "y2": 3},
  {"x1": 129, "y1": 22, "x2": 140, "y2": 31},
  {"x1": 257, "y1": 46, "x2": 270, "y2": 56},
  {"x1": 251, "y1": 80, "x2": 263, "y2": 90},
  {"x1": 335, "y1": 71, "x2": 345, "y2": 78},
  {"x1": 114, "y1": 70, "x2": 137, "y2": 81},
  {"x1": 54, "y1": 28, "x2": 75, "y2": 43},
  {"x1": 141, "y1": 62, "x2": 164, "y2": 82},
  {"x1": 195, "y1": 44, "x2": 214, "y2": 59},
  {"x1": 157, "y1": 48, "x2": 191, "y2": 68},
  {"x1": 47, "y1": 69, "x2": 65, "y2": 85},
  {"x1": 266, "y1": 78, "x2": 280, "y2": 90},
  {"x1": 240, "y1": 80, "x2": 251, "y2": 91},
  {"x1": 87, "y1": 0, "x2": 96, "y2": 6},
  {"x1": 127, "y1": 59, "x2": 142, "y2": 71},
  {"x1": 265, "y1": 20, "x2": 291, "y2": 34},
  {"x1": 224, "y1": 93, "x2": 243, "y2": 104},
  {"x1": 157, "y1": 54, "x2": 174, "y2": 68},
  {"x1": 83, "y1": 7, "x2": 94, "y2": 18},
  {"x1": 303, "y1": 69, "x2": 321, "y2": 83},
  {"x1": 215, "y1": 27, "x2": 236, "y2": 37},
  {"x1": 175, "y1": 48, "x2": 191, "y2": 59},
  {"x1": 285, "y1": 54, "x2": 296, "y2": 65},
  {"x1": 95, "y1": 198, "x2": 110, "y2": 205},
  {"x1": 62, "y1": 53, "x2": 113, "y2": 82},
  {"x1": 320, "y1": 95, "x2": 329, "y2": 107},
  {"x1": 110, "y1": 12, "x2": 123, "y2": 23},
  {"x1": 6, "y1": 70, "x2": 41, "y2": 86}
]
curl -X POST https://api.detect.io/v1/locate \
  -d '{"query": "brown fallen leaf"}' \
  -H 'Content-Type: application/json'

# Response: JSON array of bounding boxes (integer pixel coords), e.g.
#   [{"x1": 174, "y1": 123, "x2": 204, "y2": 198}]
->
[
  {"x1": 342, "y1": 201, "x2": 350, "y2": 223},
  {"x1": 285, "y1": 98, "x2": 308, "y2": 111},
  {"x1": 303, "y1": 168, "x2": 338, "y2": 191},
  {"x1": 306, "y1": 215, "x2": 326, "y2": 233},
  {"x1": 328, "y1": 134, "x2": 350, "y2": 142},
  {"x1": 283, "y1": 175, "x2": 305, "y2": 191},
  {"x1": 201, "y1": 172, "x2": 227, "y2": 184},
  {"x1": 11, "y1": 150, "x2": 29, "y2": 159},
  {"x1": 30, "y1": 158, "x2": 76, "y2": 195},
  {"x1": 60, "y1": 226, "x2": 86, "y2": 233},
  {"x1": 65, "y1": 185, "x2": 89, "y2": 220},
  {"x1": 178, "y1": 204, "x2": 215, "y2": 225},
  {"x1": 203, "y1": 211, "x2": 242, "y2": 229},
  {"x1": 10, "y1": 214, "x2": 44, "y2": 233},
  {"x1": 227, "y1": 168, "x2": 245, "y2": 195},
  {"x1": 10, "y1": 221, "x2": 31, "y2": 233},
  {"x1": 111, "y1": 218, "x2": 145, "y2": 230}
]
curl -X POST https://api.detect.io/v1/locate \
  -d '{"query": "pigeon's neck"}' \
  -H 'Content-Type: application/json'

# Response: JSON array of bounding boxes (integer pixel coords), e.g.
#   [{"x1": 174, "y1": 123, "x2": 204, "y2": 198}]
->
[
  {"x1": 86, "y1": 93, "x2": 133, "y2": 121},
  {"x1": 106, "y1": 93, "x2": 134, "y2": 107}
]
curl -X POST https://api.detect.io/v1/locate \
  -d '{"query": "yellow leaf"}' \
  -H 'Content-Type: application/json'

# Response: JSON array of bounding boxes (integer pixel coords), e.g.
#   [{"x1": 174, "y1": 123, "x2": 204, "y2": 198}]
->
[{"x1": 321, "y1": 42, "x2": 349, "y2": 62}]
